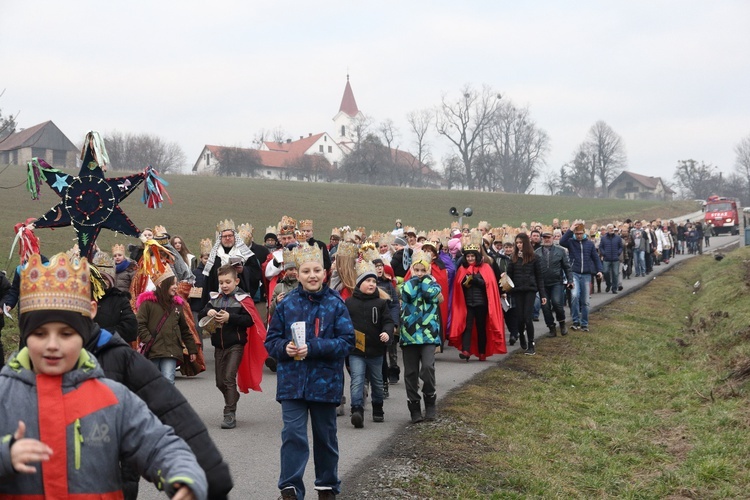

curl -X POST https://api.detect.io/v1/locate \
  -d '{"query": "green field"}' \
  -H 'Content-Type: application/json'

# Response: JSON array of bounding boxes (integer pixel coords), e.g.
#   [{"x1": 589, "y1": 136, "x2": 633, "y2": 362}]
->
[{"x1": 0, "y1": 164, "x2": 694, "y2": 270}]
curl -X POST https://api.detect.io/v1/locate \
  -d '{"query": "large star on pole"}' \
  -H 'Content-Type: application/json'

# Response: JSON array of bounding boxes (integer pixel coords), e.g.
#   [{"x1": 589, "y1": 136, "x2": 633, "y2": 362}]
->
[{"x1": 33, "y1": 152, "x2": 147, "y2": 260}]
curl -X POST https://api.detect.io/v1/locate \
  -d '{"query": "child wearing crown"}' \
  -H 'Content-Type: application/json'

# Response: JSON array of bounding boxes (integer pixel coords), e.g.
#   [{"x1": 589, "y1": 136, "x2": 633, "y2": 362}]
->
[
  {"x1": 112, "y1": 242, "x2": 138, "y2": 294},
  {"x1": 400, "y1": 250, "x2": 443, "y2": 424},
  {"x1": 345, "y1": 260, "x2": 395, "y2": 428},
  {"x1": 265, "y1": 242, "x2": 354, "y2": 500},
  {"x1": 0, "y1": 253, "x2": 207, "y2": 499}
]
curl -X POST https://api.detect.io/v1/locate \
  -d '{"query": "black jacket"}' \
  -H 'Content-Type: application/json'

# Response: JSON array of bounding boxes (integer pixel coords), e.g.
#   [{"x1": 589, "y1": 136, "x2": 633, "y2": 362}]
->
[
  {"x1": 199, "y1": 289, "x2": 255, "y2": 349},
  {"x1": 459, "y1": 263, "x2": 488, "y2": 308},
  {"x1": 507, "y1": 256, "x2": 547, "y2": 299},
  {"x1": 201, "y1": 252, "x2": 262, "y2": 308},
  {"x1": 390, "y1": 248, "x2": 413, "y2": 279},
  {"x1": 86, "y1": 327, "x2": 233, "y2": 499},
  {"x1": 94, "y1": 287, "x2": 138, "y2": 343},
  {"x1": 345, "y1": 288, "x2": 395, "y2": 357},
  {"x1": 534, "y1": 245, "x2": 572, "y2": 286}
]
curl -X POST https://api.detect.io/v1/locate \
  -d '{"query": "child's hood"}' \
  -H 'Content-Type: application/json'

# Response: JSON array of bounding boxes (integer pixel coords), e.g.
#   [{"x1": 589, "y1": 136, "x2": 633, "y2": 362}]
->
[{"x1": 1, "y1": 347, "x2": 104, "y2": 387}]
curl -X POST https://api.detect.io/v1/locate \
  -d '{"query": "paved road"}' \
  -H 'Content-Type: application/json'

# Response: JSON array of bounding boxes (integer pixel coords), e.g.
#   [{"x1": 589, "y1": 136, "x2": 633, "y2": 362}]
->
[{"x1": 139, "y1": 224, "x2": 737, "y2": 499}]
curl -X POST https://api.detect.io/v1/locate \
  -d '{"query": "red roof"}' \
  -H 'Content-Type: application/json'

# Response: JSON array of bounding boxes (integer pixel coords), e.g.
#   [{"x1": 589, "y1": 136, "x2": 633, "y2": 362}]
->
[
  {"x1": 203, "y1": 144, "x2": 330, "y2": 170},
  {"x1": 338, "y1": 76, "x2": 360, "y2": 117},
  {"x1": 263, "y1": 133, "x2": 325, "y2": 155}
]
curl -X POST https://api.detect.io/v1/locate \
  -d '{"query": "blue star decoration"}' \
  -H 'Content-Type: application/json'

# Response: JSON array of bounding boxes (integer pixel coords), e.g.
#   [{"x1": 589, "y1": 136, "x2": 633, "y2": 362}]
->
[
  {"x1": 51, "y1": 173, "x2": 69, "y2": 192},
  {"x1": 32, "y1": 148, "x2": 148, "y2": 260}
]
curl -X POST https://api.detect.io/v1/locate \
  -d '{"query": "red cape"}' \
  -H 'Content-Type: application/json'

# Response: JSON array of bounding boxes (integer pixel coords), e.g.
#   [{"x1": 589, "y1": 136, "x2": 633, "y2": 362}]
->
[
  {"x1": 448, "y1": 263, "x2": 506, "y2": 356},
  {"x1": 405, "y1": 262, "x2": 449, "y2": 341},
  {"x1": 237, "y1": 297, "x2": 268, "y2": 393}
]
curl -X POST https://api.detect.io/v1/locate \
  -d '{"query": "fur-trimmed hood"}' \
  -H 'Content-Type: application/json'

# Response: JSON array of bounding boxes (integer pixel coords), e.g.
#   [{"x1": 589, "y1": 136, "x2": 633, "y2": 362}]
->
[{"x1": 136, "y1": 290, "x2": 184, "y2": 309}]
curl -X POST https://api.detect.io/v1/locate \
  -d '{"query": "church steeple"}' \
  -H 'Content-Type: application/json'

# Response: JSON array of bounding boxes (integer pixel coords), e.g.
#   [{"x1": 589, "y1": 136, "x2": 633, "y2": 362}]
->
[{"x1": 338, "y1": 74, "x2": 360, "y2": 118}]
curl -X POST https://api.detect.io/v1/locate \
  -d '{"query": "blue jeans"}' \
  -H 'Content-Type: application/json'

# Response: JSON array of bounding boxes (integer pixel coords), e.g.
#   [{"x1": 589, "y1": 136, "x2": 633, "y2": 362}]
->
[
  {"x1": 541, "y1": 283, "x2": 566, "y2": 326},
  {"x1": 533, "y1": 293, "x2": 541, "y2": 319},
  {"x1": 633, "y1": 249, "x2": 646, "y2": 276},
  {"x1": 349, "y1": 355, "x2": 384, "y2": 408},
  {"x1": 279, "y1": 400, "x2": 340, "y2": 498},
  {"x1": 602, "y1": 261, "x2": 620, "y2": 291},
  {"x1": 570, "y1": 273, "x2": 591, "y2": 327},
  {"x1": 151, "y1": 357, "x2": 178, "y2": 385}
]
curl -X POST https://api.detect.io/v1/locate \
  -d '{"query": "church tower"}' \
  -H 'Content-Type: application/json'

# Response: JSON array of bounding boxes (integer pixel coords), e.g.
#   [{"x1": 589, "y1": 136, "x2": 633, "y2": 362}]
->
[{"x1": 332, "y1": 74, "x2": 364, "y2": 147}]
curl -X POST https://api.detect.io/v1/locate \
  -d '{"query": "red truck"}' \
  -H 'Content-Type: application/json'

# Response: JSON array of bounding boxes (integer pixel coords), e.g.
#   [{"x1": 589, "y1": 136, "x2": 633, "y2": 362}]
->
[{"x1": 704, "y1": 196, "x2": 740, "y2": 235}]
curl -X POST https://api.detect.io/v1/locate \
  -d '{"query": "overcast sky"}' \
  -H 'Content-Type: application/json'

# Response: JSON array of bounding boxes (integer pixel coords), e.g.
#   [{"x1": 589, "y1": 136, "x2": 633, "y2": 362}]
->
[{"x1": 2, "y1": 1, "x2": 748, "y2": 188}]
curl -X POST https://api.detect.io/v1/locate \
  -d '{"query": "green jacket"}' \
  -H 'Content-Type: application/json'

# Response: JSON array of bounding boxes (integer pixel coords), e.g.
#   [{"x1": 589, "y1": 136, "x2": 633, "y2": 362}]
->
[{"x1": 136, "y1": 292, "x2": 198, "y2": 360}]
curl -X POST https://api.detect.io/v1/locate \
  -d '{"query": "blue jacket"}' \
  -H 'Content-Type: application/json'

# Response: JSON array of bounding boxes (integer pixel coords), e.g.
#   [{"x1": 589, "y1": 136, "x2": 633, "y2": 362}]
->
[
  {"x1": 265, "y1": 285, "x2": 354, "y2": 404},
  {"x1": 560, "y1": 230, "x2": 603, "y2": 275},
  {"x1": 598, "y1": 232, "x2": 624, "y2": 262}
]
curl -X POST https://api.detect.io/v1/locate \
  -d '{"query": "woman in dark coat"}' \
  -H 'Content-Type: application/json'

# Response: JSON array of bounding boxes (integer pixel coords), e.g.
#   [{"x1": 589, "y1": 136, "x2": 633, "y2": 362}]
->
[{"x1": 506, "y1": 233, "x2": 547, "y2": 356}]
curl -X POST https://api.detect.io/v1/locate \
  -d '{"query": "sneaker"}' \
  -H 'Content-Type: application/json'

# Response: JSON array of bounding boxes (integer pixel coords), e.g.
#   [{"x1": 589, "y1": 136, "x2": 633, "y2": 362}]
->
[
  {"x1": 571, "y1": 323, "x2": 580, "y2": 331},
  {"x1": 524, "y1": 345, "x2": 536, "y2": 356},
  {"x1": 351, "y1": 408, "x2": 364, "y2": 429},
  {"x1": 221, "y1": 412, "x2": 236, "y2": 429},
  {"x1": 581, "y1": 326, "x2": 589, "y2": 332},
  {"x1": 279, "y1": 486, "x2": 298, "y2": 500},
  {"x1": 520, "y1": 337, "x2": 528, "y2": 350}
]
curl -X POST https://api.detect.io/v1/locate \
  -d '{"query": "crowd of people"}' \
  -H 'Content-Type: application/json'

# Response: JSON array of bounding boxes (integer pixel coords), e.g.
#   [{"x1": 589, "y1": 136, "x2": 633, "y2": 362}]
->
[{"x1": 0, "y1": 212, "x2": 706, "y2": 499}]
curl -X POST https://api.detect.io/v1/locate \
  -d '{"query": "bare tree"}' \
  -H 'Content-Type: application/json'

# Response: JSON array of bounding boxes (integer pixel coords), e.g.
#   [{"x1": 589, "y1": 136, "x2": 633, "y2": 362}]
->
[
  {"x1": 436, "y1": 84, "x2": 503, "y2": 190},
  {"x1": 487, "y1": 102, "x2": 549, "y2": 194},
  {"x1": 214, "y1": 146, "x2": 263, "y2": 177},
  {"x1": 586, "y1": 121, "x2": 627, "y2": 196},
  {"x1": 0, "y1": 90, "x2": 19, "y2": 143},
  {"x1": 104, "y1": 131, "x2": 186, "y2": 173},
  {"x1": 673, "y1": 159, "x2": 723, "y2": 200},
  {"x1": 733, "y1": 134, "x2": 750, "y2": 203},
  {"x1": 565, "y1": 144, "x2": 598, "y2": 197},
  {"x1": 287, "y1": 154, "x2": 332, "y2": 182},
  {"x1": 441, "y1": 154, "x2": 465, "y2": 191}
]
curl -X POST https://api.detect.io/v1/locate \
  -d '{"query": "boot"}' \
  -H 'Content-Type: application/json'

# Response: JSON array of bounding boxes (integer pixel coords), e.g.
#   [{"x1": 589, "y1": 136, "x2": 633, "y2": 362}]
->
[
  {"x1": 350, "y1": 406, "x2": 364, "y2": 428},
  {"x1": 317, "y1": 489, "x2": 336, "y2": 500},
  {"x1": 221, "y1": 412, "x2": 236, "y2": 429},
  {"x1": 424, "y1": 394, "x2": 437, "y2": 421},
  {"x1": 548, "y1": 325, "x2": 557, "y2": 337},
  {"x1": 408, "y1": 400, "x2": 423, "y2": 423},
  {"x1": 372, "y1": 402, "x2": 384, "y2": 423},
  {"x1": 559, "y1": 321, "x2": 568, "y2": 336},
  {"x1": 388, "y1": 365, "x2": 400, "y2": 385},
  {"x1": 279, "y1": 486, "x2": 298, "y2": 500}
]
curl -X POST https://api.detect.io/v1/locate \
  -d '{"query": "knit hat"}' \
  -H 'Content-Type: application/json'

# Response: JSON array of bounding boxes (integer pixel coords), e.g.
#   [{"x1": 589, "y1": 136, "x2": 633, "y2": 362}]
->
[
  {"x1": 394, "y1": 236, "x2": 408, "y2": 247},
  {"x1": 355, "y1": 260, "x2": 377, "y2": 287}
]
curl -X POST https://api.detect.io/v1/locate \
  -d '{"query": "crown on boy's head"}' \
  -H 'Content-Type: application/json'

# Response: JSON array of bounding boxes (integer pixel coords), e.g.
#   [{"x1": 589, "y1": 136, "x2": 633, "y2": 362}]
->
[
  {"x1": 216, "y1": 219, "x2": 236, "y2": 235},
  {"x1": 199, "y1": 238, "x2": 213, "y2": 255},
  {"x1": 112, "y1": 243, "x2": 126, "y2": 255},
  {"x1": 360, "y1": 247, "x2": 379, "y2": 263},
  {"x1": 20, "y1": 253, "x2": 92, "y2": 317},
  {"x1": 355, "y1": 259, "x2": 377, "y2": 286},
  {"x1": 292, "y1": 241, "x2": 323, "y2": 268},
  {"x1": 282, "y1": 247, "x2": 296, "y2": 270},
  {"x1": 237, "y1": 223, "x2": 254, "y2": 245},
  {"x1": 298, "y1": 220, "x2": 313, "y2": 231}
]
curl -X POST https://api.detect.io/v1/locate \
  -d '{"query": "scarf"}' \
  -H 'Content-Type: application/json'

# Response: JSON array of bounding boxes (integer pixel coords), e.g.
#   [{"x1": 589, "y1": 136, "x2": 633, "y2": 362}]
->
[
  {"x1": 203, "y1": 230, "x2": 255, "y2": 276},
  {"x1": 116, "y1": 259, "x2": 131, "y2": 273}
]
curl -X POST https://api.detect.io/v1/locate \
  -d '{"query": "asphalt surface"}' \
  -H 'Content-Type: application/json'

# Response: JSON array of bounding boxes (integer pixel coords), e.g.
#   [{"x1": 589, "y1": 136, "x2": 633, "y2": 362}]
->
[{"x1": 138, "y1": 212, "x2": 738, "y2": 499}]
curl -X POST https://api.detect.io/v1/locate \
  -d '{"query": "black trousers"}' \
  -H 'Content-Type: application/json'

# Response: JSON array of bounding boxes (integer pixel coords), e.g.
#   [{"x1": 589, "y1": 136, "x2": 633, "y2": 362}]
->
[{"x1": 462, "y1": 304, "x2": 488, "y2": 354}]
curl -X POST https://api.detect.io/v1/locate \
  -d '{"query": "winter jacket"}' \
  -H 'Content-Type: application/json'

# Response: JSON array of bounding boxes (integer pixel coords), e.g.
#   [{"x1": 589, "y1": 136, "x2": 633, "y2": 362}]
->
[
  {"x1": 400, "y1": 275, "x2": 443, "y2": 346},
  {"x1": 598, "y1": 233, "x2": 624, "y2": 262},
  {"x1": 95, "y1": 287, "x2": 138, "y2": 343},
  {"x1": 115, "y1": 259, "x2": 137, "y2": 294},
  {"x1": 269, "y1": 276, "x2": 299, "y2": 321},
  {"x1": 85, "y1": 327, "x2": 233, "y2": 499},
  {"x1": 265, "y1": 285, "x2": 354, "y2": 404},
  {"x1": 199, "y1": 288, "x2": 254, "y2": 349},
  {"x1": 560, "y1": 230, "x2": 604, "y2": 275},
  {"x1": 506, "y1": 256, "x2": 547, "y2": 298},
  {"x1": 346, "y1": 288, "x2": 395, "y2": 358},
  {"x1": 459, "y1": 263, "x2": 488, "y2": 307},
  {"x1": 0, "y1": 348, "x2": 207, "y2": 499},
  {"x1": 390, "y1": 248, "x2": 413, "y2": 279},
  {"x1": 136, "y1": 292, "x2": 198, "y2": 360},
  {"x1": 534, "y1": 245, "x2": 572, "y2": 286},
  {"x1": 190, "y1": 262, "x2": 207, "y2": 313},
  {"x1": 376, "y1": 275, "x2": 401, "y2": 328}
]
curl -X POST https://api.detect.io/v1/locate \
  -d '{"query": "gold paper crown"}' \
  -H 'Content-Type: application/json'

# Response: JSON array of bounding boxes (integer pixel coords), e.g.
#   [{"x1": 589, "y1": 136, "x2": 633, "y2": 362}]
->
[
  {"x1": 360, "y1": 247, "x2": 380, "y2": 263},
  {"x1": 336, "y1": 241, "x2": 359, "y2": 259},
  {"x1": 299, "y1": 219, "x2": 313, "y2": 231},
  {"x1": 217, "y1": 219, "x2": 236, "y2": 234},
  {"x1": 20, "y1": 253, "x2": 92, "y2": 317},
  {"x1": 416, "y1": 230, "x2": 427, "y2": 240},
  {"x1": 463, "y1": 230, "x2": 483, "y2": 253},
  {"x1": 265, "y1": 226, "x2": 276, "y2": 236},
  {"x1": 359, "y1": 241, "x2": 376, "y2": 254},
  {"x1": 154, "y1": 225, "x2": 168, "y2": 237},
  {"x1": 450, "y1": 221, "x2": 459, "y2": 230},
  {"x1": 153, "y1": 265, "x2": 175, "y2": 286},
  {"x1": 502, "y1": 234, "x2": 514, "y2": 245},
  {"x1": 237, "y1": 223, "x2": 254, "y2": 245},
  {"x1": 282, "y1": 247, "x2": 296, "y2": 269},
  {"x1": 292, "y1": 241, "x2": 323, "y2": 268},
  {"x1": 278, "y1": 216, "x2": 297, "y2": 236},
  {"x1": 200, "y1": 238, "x2": 213, "y2": 255},
  {"x1": 331, "y1": 227, "x2": 342, "y2": 238},
  {"x1": 92, "y1": 251, "x2": 115, "y2": 272},
  {"x1": 355, "y1": 259, "x2": 377, "y2": 282},
  {"x1": 411, "y1": 249, "x2": 432, "y2": 270},
  {"x1": 112, "y1": 243, "x2": 126, "y2": 255},
  {"x1": 477, "y1": 220, "x2": 491, "y2": 230},
  {"x1": 66, "y1": 243, "x2": 81, "y2": 260},
  {"x1": 404, "y1": 226, "x2": 417, "y2": 235}
]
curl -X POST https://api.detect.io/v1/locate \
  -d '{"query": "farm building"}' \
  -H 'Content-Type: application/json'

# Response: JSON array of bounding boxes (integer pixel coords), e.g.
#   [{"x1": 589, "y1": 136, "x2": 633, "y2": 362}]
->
[
  {"x1": 0, "y1": 121, "x2": 78, "y2": 169},
  {"x1": 608, "y1": 171, "x2": 674, "y2": 200}
]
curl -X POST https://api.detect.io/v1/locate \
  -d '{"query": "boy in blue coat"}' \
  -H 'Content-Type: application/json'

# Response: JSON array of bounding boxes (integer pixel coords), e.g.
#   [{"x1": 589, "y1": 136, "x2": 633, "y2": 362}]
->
[{"x1": 265, "y1": 242, "x2": 354, "y2": 500}]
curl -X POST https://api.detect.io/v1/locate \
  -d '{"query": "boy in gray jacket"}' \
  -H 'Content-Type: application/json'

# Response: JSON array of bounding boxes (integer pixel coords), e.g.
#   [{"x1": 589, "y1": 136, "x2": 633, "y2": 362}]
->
[{"x1": 0, "y1": 253, "x2": 207, "y2": 499}]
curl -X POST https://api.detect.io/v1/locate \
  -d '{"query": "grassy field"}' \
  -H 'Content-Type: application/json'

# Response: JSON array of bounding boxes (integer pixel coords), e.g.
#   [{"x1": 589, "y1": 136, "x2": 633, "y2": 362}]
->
[
  {"x1": 0, "y1": 164, "x2": 694, "y2": 272},
  {"x1": 346, "y1": 247, "x2": 750, "y2": 499}
]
